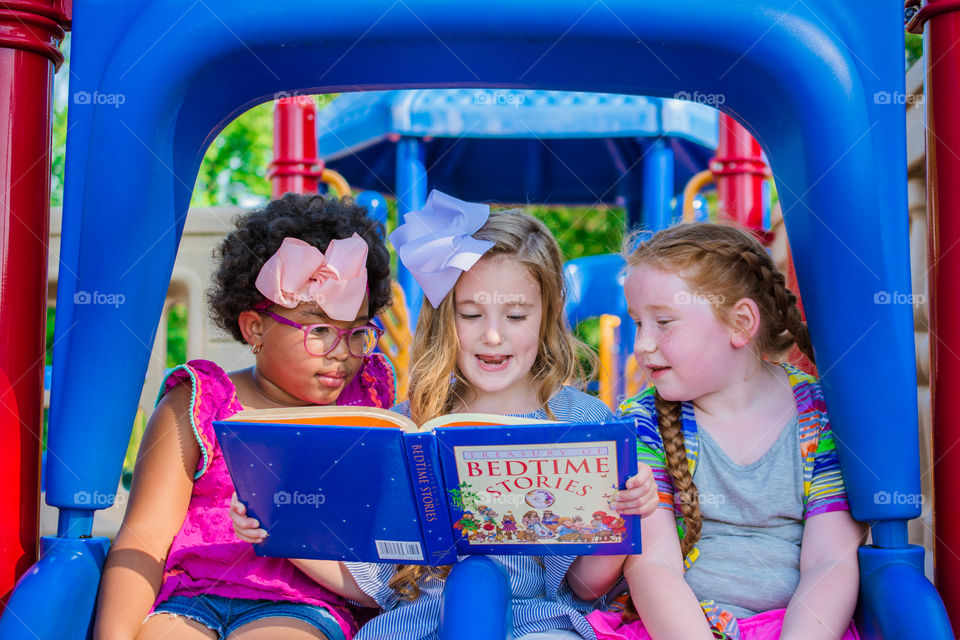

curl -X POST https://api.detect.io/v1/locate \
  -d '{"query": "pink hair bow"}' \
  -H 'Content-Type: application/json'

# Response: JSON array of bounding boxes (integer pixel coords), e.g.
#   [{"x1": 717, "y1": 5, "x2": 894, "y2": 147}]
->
[
  {"x1": 389, "y1": 190, "x2": 494, "y2": 308},
  {"x1": 254, "y1": 234, "x2": 368, "y2": 321}
]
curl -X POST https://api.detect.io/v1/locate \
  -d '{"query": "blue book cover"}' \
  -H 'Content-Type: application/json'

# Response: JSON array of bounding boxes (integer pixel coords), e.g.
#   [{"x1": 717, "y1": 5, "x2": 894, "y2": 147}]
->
[{"x1": 214, "y1": 407, "x2": 640, "y2": 565}]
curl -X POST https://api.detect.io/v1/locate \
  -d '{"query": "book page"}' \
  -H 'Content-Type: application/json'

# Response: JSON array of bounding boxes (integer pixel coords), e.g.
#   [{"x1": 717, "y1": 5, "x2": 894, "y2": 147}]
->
[
  {"x1": 224, "y1": 405, "x2": 417, "y2": 432},
  {"x1": 448, "y1": 441, "x2": 625, "y2": 547},
  {"x1": 420, "y1": 412, "x2": 556, "y2": 432}
]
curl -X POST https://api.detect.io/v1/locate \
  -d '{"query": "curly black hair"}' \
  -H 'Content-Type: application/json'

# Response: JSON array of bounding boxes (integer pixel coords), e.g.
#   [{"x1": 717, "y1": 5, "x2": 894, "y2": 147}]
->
[{"x1": 208, "y1": 192, "x2": 392, "y2": 343}]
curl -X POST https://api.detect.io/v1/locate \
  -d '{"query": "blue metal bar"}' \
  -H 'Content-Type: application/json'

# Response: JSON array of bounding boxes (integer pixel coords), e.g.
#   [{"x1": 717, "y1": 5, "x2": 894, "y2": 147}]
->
[
  {"x1": 871, "y1": 520, "x2": 909, "y2": 549},
  {"x1": 642, "y1": 139, "x2": 674, "y2": 231},
  {"x1": 395, "y1": 137, "x2": 427, "y2": 327},
  {"x1": 55, "y1": 508, "x2": 95, "y2": 539}
]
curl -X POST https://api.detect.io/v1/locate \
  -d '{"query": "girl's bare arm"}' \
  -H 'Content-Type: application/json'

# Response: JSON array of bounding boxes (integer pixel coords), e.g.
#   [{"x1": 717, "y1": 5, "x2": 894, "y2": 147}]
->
[
  {"x1": 622, "y1": 508, "x2": 714, "y2": 640},
  {"x1": 93, "y1": 386, "x2": 198, "y2": 640},
  {"x1": 780, "y1": 510, "x2": 866, "y2": 640}
]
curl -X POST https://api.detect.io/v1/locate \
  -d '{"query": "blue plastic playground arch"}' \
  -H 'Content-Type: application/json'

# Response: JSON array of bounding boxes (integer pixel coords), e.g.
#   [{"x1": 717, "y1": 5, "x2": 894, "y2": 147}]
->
[{"x1": 0, "y1": 1, "x2": 949, "y2": 639}]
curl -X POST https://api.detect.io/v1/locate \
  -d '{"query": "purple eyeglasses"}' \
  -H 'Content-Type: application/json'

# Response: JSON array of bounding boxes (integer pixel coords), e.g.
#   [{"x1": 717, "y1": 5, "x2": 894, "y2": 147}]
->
[{"x1": 260, "y1": 310, "x2": 383, "y2": 357}]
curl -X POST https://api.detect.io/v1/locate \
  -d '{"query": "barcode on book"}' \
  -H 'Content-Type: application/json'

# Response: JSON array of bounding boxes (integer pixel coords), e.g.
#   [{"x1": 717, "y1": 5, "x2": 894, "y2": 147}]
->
[{"x1": 375, "y1": 540, "x2": 424, "y2": 561}]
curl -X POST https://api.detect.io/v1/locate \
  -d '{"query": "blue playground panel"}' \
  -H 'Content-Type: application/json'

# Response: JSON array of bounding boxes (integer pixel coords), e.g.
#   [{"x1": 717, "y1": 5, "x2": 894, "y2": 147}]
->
[{"x1": 0, "y1": 1, "x2": 949, "y2": 638}]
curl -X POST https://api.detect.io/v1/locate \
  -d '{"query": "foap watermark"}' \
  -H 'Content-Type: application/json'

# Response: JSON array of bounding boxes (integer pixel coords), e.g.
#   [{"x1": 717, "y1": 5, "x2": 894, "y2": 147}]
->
[
  {"x1": 74, "y1": 290, "x2": 125, "y2": 308},
  {"x1": 697, "y1": 492, "x2": 727, "y2": 506},
  {"x1": 73, "y1": 91, "x2": 126, "y2": 108},
  {"x1": 274, "y1": 91, "x2": 317, "y2": 107},
  {"x1": 676, "y1": 492, "x2": 725, "y2": 506},
  {"x1": 873, "y1": 290, "x2": 925, "y2": 306},
  {"x1": 673, "y1": 91, "x2": 726, "y2": 106},
  {"x1": 74, "y1": 490, "x2": 126, "y2": 507},
  {"x1": 874, "y1": 490, "x2": 924, "y2": 507},
  {"x1": 274, "y1": 489, "x2": 326, "y2": 508},
  {"x1": 474, "y1": 291, "x2": 527, "y2": 305},
  {"x1": 673, "y1": 291, "x2": 725, "y2": 307},
  {"x1": 473, "y1": 91, "x2": 527, "y2": 108},
  {"x1": 873, "y1": 91, "x2": 924, "y2": 106},
  {"x1": 486, "y1": 493, "x2": 530, "y2": 507}
]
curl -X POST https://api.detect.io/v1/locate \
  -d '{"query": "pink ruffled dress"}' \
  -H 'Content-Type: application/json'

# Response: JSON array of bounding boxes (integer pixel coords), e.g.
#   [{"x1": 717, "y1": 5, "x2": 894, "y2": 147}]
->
[{"x1": 150, "y1": 356, "x2": 396, "y2": 638}]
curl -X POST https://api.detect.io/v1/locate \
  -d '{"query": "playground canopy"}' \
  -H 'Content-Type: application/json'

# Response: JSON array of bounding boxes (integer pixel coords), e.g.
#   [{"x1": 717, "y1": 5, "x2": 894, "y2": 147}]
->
[{"x1": 315, "y1": 88, "x2": 718, "y2": 208}]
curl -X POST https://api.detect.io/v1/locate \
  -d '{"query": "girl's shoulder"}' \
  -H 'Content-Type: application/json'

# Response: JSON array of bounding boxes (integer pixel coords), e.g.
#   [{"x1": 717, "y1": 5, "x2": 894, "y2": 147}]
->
[
  {"x1": 616, "y1": 386, "x2": 657, "y2": 420},
  {"x1": 615, "y1": 387, "x2": 664, "y2": 450},
  {"x1": 548, "y1": 386, "x2": 615, "y2": 423},
  {"x1": 158, "y1": 359, "x2": 236, "y2": 408},
  {"x1": 778, "y1": 361, "x2": 827, "y2": 406}
]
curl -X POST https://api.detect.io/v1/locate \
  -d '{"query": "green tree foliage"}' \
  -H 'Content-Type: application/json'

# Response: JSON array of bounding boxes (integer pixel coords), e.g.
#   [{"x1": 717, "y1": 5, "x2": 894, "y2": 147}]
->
[
  {"x1": 190, "y1": 94, "x2": 336, "y2": 207},
  {"x1": 190, "y1": 102, "x2": 274, "y2": 207},
  {"x1": 166, "y1": 303, "x2": 188, "y2": 367},
  {"x1": 528, "y1": 205, "x2": 626, "y2": 261},
  {"x1": 906, "y1": 33, "x2": 923, "y2": 69}
]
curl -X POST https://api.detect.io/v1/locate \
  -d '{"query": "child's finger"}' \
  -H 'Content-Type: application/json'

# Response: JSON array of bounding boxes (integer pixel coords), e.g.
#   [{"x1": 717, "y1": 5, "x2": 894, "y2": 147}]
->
[
  {"x1": 614, "y1": 489, "x2": 659, "y2": 515},
  {"x1": 615, "y1": 484, "x2": 655, "y2": 504},
  {"x1": 624, "y1": 465, "x2": 655, "y2": 490},
  {"x1": 230, "y1": 492, "x2": 246, "y2": 516},
  {"x1": 236, "y1": 529, "x2": 268, "y2": 544},
  {"x1": 228, "y1": 505, "x2": 261, "y2": 531}
]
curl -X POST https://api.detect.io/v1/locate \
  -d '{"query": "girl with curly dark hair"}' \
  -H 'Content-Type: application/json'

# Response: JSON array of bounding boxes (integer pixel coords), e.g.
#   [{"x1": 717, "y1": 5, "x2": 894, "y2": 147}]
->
[{"x1": 96, "y1": 193, "x2": 394, "y2": 640}]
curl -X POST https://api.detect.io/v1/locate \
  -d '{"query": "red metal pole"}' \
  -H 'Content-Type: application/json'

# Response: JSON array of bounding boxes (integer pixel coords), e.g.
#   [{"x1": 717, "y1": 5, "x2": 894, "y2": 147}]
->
[
  {"x1": 918, "y1": 0, "x2": 960, "y2": 629},
  {"x1": 712, "y1": 113, "x2": 816, "y2": 374},
  {"x1": 269, "y1": 96, "x2": 323, "y2": 198},
  {"x1": 0, "y1": 0, "x2": 69, "y2": 607},
  {"x1": 712, "y1": 113, "x2": 768, "y2": 233}
]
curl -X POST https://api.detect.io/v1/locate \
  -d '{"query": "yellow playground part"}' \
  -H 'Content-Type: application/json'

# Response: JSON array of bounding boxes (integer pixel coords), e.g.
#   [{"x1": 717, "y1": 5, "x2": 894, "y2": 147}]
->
[
  {"x1": 379, "y1": 281, "x2": 412, "y2": 401},
  {"x1": 597, "y1": 313, "x2": 648, "y2": 409},
  {"x1": 597, "y1": 314, "x2": 620, "y2": 409},
  {"x1": 682, "y1": 169, "x2": 715, "y2": 223},
  {"x1": 321, "y1": 168, "x2": 352, "y2": 199}
]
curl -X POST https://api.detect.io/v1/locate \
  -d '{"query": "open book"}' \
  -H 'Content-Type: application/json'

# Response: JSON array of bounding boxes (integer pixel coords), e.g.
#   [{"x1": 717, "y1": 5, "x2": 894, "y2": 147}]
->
[{"x1": 214, "y1": 406, "x2": 640, "y2": 565}]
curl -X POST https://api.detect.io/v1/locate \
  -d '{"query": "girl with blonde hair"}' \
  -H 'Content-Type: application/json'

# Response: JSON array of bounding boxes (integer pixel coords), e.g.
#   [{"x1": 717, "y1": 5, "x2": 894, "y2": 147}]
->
[
  {"x1": 348, "y1": 191, "x2": 658, "y2": 640},
  {"x1": 233, "y1": 191, "x2": 659, "y2": 639}
]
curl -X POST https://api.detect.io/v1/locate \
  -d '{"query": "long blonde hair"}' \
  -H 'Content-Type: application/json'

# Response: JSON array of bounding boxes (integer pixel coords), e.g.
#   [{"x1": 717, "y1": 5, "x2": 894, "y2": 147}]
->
[
  {"x1": 392, "y1": 209, "x2": 597, "y2": 599},
  {"x1": 622, "y1": 222, "x2": 814, "y2": 620},
  {"x1": 407, "y1": 209, "x2": 595, "y2": 424}
]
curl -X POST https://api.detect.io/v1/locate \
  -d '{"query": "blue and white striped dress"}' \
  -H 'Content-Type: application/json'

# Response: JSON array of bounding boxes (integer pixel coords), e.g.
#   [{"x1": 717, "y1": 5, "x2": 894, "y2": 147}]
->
[{"x1": 346, "y1": 386, "x2": 615, "y2": 640}]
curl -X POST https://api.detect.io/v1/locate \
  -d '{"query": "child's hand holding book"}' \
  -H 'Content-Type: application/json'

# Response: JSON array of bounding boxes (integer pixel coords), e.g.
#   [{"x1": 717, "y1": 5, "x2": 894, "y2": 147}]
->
[
  {"x1": 231, "y1": 492, "x2": 268, "y2": 543},
  {"x1": 610, "y1": 463, "x2": 658, "y2": 517}
]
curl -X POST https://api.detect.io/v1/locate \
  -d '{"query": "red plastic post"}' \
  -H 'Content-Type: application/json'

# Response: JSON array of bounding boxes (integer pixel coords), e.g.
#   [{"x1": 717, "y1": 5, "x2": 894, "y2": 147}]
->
[
  {"x1": 0, "y1": 0, "x2": 69, "y2": 607},
  {"x1": 0, "y1": 367, "x2": 21, "y2": 608},
  {"x1": 713, "y1": 114, "x2": 814, "y2": 373},
  {"x1": 269, "y1": 96, "x2": 323, "y2": 197},
  {"x1": 924, "y1": 0, "x2": 960, "y2": 629},
  {"x1": 712, "y1": 113, "x2": 768, "y2": 233}
]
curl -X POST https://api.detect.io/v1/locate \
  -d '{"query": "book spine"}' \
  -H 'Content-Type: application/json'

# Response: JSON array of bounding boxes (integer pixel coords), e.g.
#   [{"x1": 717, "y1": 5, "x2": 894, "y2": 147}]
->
[{"x1": 403, "y1": 431, "x2": 458, "y2": 565}]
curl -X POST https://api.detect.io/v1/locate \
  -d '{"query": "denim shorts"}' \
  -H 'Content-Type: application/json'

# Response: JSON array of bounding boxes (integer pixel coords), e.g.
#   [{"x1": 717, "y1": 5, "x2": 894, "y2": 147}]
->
[{"x1": 150, "y1": 594, "x2": 346, "y2": 639}]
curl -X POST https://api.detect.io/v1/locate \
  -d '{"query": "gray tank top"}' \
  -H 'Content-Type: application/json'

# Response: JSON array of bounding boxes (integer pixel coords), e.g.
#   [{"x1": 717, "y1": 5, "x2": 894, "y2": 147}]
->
[{"x1": 683, "y1": 415, "x2": 803, "y2": 618}]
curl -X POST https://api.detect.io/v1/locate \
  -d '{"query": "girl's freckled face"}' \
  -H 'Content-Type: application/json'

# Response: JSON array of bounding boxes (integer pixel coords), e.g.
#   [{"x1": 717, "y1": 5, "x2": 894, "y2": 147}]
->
[{"x1": 624, "y1": 265, "x2": 737, "y2": 403}]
